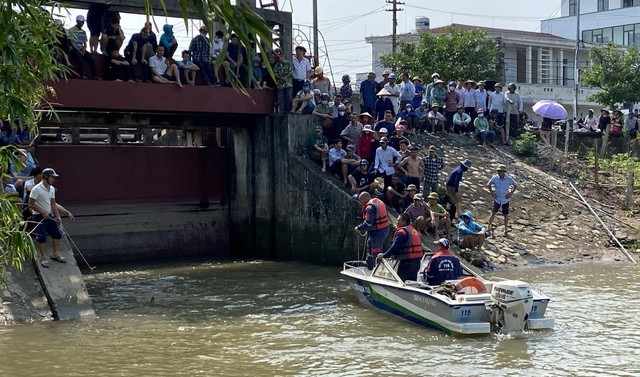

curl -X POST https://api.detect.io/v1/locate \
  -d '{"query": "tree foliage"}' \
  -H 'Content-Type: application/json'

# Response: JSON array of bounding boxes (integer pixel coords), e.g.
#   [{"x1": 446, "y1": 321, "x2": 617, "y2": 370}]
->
[
  {"x1": 581, "y1": 41, "x2": 640, "y2": 109},
  {"x1": 379, "y1": 27, "x2": 501, "y2": 83}
]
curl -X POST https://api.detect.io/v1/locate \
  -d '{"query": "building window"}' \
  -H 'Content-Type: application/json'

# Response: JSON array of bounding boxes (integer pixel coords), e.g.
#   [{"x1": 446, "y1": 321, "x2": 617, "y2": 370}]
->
[
  {"x1": 622, "y1": 0, "x2": 640, "y2": 7},
  {"x1": 597, "y1": 0, "x2": 609, "y2": 11},
  {"x1": 569, "y1": 0, "x2": 577, "y2": 16}
]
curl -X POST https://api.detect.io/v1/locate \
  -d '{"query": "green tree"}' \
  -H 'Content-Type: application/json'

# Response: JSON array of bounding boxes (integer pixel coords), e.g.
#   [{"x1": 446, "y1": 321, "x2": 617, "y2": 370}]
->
[
  {"x1": 0, "y1": 0, "x2": 272, "y2": 277},
  {"x1": 581, "y1": 41, "x2": 640, "y2": 109},
  {"x1": 379, "y1": 27, "x2": 501, "y2": 83}
]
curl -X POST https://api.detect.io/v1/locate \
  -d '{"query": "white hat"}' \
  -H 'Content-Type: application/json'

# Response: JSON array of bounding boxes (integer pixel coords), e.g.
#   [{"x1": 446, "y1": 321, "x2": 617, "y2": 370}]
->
[{"x1": 76, "y1": 15, "x2": 85, "y2": 22}]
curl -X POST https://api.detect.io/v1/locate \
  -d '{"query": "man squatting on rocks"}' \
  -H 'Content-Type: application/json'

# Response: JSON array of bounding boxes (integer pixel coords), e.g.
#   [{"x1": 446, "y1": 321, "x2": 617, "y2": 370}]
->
[{"x1": 355, "y1": 192, "x2": 390, "y2": 270}]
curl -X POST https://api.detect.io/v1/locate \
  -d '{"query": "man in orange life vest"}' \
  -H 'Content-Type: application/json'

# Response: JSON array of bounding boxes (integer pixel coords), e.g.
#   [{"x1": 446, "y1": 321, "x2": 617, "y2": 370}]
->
[
  {"x1": 355, "y1": 192, "x2": 390, "y2": 270},
  {"x1": 377, "y1": 213, "x2": 424, "y2": 282},
  {"x1": 423, "y1": 238, "x2": 462, "y2": 285}
]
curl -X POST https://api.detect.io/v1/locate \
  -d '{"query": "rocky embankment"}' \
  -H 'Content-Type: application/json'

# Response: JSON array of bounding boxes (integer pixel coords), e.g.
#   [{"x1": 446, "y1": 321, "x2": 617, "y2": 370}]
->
[{"x1": 400, "y1": 132, "x2": 638, "y2": 269}]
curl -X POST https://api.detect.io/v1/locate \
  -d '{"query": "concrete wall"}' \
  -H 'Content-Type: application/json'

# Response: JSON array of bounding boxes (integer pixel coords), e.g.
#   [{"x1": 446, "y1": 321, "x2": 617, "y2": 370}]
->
[
  {"x1": 63, "y1": 202, "x2": 228, "y2": 263},
  {"x1": 229, "y1": 114, "x2": 363, "y2": 264}
]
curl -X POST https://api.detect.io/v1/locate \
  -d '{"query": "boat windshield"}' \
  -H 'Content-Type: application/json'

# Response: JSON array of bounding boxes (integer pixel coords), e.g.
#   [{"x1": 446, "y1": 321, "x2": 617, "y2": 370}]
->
[{"x1": 372, "y1": 259, "x2": 402, "y2": 282}]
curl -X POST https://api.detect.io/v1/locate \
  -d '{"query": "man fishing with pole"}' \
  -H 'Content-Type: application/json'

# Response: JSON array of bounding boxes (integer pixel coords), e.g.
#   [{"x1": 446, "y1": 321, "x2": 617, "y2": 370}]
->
[
  {"x1": 355, "y1": 192, "x2": 390, "y2": 270},
  {"x1": 28, "y1": 168, "x2": 69, "y2": 268}
]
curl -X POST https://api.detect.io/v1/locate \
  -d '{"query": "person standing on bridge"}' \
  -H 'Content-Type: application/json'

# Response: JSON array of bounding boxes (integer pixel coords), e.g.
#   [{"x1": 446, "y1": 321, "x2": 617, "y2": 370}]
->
[
  {"x1": 377, "y1": 213, "x2": 424, "y2": 282},
  {"x1": 355, "y1": 192, "x2": 390, "y2": 270},
  {"x1": 28, "y1": 168, "x2": 68, "y2": 268}
]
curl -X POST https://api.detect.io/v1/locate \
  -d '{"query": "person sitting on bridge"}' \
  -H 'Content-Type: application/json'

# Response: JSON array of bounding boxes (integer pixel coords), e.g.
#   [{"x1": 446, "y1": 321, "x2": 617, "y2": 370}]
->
[
  {"x1": 355, "y1": 192, "x2": 390, "y2": 270},
  {"x1": 176, "y1": 50, "x2": 200, "y2": 86},
  {"x1": 328, "y1": 139, "x2": 347, "y2": 178},
  {"x1": 423, "y1": 238, "x2": 462, "y2": 286},
  {"x1": 149, "y1": 45, "x2": 183, "y2": 87},
  {"x1": 106, "y1": 48, "x2": 131, "y2": 82},
  {"x1": 348, "y1": 159, "x2": 377, "y2": 198},
  {"x1": 340, "y1": 145, "x2": 361, "y2": 186},
  {"x1": 458, "y1": 211, "x2": 486, "y2": 252},
  {"x1": 308, "y1": 125, "x2": 329, "y2": 172},
  {"x1": 291, "y1": 79, "x2": 315, "y2": 114},
  {"x1": 377, "y1": 213, "x2": 424, "y2": 282}
]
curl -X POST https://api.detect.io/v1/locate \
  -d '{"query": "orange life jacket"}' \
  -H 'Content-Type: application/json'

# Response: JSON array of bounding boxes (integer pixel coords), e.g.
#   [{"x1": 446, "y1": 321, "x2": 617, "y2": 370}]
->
[
  {"x1": 365, "y1": 198, "x2": 389, "y2": 230},
  {"x1": 393, "y1": 225, "x2": 423, "y2": 260}
]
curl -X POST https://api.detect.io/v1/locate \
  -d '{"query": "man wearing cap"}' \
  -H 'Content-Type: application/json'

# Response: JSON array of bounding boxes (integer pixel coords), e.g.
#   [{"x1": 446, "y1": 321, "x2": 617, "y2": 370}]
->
[
  {"x1": 377, "y1": 70, "x2": 391, "y2": 92},
  {"x1": 360, "y1": 72, "x2": 378, "y2": 116},
  {"x1": 446, "y1": 159, "x2": 472, "y2": 218},
  {"x1": 374, "y1": 91, "x2": 395, "y2": 122},
  {"x1": 377, "y1": 213, "x2": 424, "y2": 282},
  {"x1": 423, "y1": 145, "x2": 444, "y2": 194},
  {"x1": 488, "y1": 83, "x2": 506, "y2": 129},
  {"x1": 462, "y1": 80, "x2": 477, "y2": 121},
  {"x1": 399, "y1": 104, "x2": 417, "y2": 133},
  {"x1": 458, "y1": 211, "x2": 486, "y2": 252},
  {"x1": 453, "y1": 105, "x2": 472, "y2": 135},
  {"x1": 505, "y1": 83, "x2": 523, "y2": 142},
  {"x1": 414, "y1": 101, "x2": 429, "y2": 132},
  {"x1": 384, "y1": 73, "x2": 401, "y2": 114},
  {"x1": 411, "y1": 77, "x2": 425, "y2": 108},
  {"x1": 389, "y1": 122, "x2": 410, "y2": 151},
  {"x1": 374, "y1": 136, "x2": 402, "y2": 189},
  {"x1": 431, "y1": 80, "x2": 446, "y2": 111},
  {"x1": 425, "y1": 192, "x2": 452, "y2": 239},
  {"x1": 28, "y1": 168, "x2": 67, "y2": 268},
  {"x1": 356, "y1": 192, "x2": 390, "y2": 270},
  {"x1": 427, "y1": 103, "x2": 446, "y2": 133},
  {"x1": 486, "y1": 164, "x2": 518, "y2": 237},
  {"x1": 309, "y1": 126, "x2": 329, "y2": 172},
  {"x1": 349, "y1": 159, "x2": 376, "y2": 196},
  {"x1": 423, "y1": 238, "x2": 462, "y2": 286},
  {"x1": 291, "y1": 79, "x2": 315, "y2": 114},
  {"x1": 311, "y1": 66, "x2": 331, "y2": 97},
  {"x1": 398, "y1": 145, "x2": 425, "y2": 191},
  {"x1": 404, "y1": 193, "x2": 429, "y2": 234},
  {"x1": 340, "y1": 145, "x2": 361, "y2": 185},
  {"x1": 399, "y1": 72, "x2": 416, "y2": 110},
  {"x1": 391, "y1": 181, "x2": 415, "y2": 213},
  {"x1": 474, "y1": 81, "x2": 488, "y2": 114},
  {"x1": 67, "y1": 15, "x2": 100, "y2": 80},
  {"x1": 291, "y1": 46, "x2": 311, "y2": 94},
  {"x1": 444, "y1": 82, "x2": 461, "y2": 133},
  {"x1": 189, "y1": 26, "x2": 215, "y2": 86},
  {"x1": 425, "y1": 72, "x2": 440, "y2": 106}
]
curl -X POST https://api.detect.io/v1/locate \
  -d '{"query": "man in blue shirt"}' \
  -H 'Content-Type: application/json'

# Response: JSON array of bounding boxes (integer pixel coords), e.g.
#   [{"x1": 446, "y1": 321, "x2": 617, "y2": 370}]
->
[
  {"x1": 328, "y1": 139, "x2": 347, "y2": 177},
  {"x1": 423, "y1": 238, "x2": 462, "y2": 285},
  {"x1": 445, "y1": 159, "x2": 471, "y2": 218},
  {"x1": 486, "y1": 164, "x2": 518, "y2": 237},
  {"x1": 360, "y1": 72, "x2": 378, "y2": 116}
]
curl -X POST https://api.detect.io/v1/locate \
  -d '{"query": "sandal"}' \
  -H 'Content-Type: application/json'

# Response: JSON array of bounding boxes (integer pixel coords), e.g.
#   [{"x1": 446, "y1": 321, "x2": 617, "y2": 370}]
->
[
  {"x1": 51, "y1": 255, "x2": 66, "y2": 263},
  {"x1": 40, "y1": 258, "x2": 50, "y2": 268}
]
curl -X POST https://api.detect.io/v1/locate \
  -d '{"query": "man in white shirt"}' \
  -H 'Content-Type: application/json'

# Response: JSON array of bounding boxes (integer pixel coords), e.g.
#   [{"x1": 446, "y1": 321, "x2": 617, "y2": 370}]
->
[
  {"x1": 488, "y1": 83, "x2": 506, "y2": 128},
  {"x1": 374, "y1": 136, "x2": 402, "y2": 188},
  {"x1": 149, "y1": 45, "x2": 183, "y2": 87},
  {"x1": 292, "y1": 45, "x2": 311, "y2": 96},
  {"x1": 505, "y1": 83, "x2": 523, "y2": 143},
  {"x1": 209, "y1": 30, "x2": 224, "y2": 85},
  {"x1": 384, "y1": 73, "x2": 401, "y2": 115},
  {"x1": 28, "y1": 168, "x2": 66, "y2": 268}
]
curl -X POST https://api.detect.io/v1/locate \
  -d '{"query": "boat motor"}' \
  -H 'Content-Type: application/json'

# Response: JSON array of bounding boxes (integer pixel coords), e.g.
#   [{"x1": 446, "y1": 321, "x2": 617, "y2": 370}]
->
[{"x1": 486, "y1": 280, "x2": 533, "y2": 334}]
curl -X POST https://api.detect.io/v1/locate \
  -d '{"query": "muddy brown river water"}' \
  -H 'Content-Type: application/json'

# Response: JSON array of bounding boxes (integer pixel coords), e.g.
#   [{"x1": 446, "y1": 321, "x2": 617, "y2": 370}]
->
[{"x1": 1, "y1": 259, "x2": 639, "y2": 376}]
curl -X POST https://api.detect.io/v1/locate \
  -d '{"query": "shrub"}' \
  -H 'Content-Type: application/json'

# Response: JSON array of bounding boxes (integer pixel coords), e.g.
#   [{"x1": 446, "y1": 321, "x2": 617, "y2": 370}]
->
[{"x1": 513, "y1": 132, "x2": 537, "y2": 157}]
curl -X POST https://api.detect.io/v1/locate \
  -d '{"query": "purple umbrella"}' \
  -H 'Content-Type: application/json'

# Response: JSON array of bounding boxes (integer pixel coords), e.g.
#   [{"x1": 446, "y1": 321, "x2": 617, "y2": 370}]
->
[{"x1": 532, "y1": 100, "x2": 567, "y2": 120}]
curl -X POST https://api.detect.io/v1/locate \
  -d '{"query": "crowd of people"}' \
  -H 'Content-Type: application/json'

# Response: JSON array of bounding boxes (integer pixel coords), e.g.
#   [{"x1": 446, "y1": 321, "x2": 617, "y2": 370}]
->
[{"x1": 56, "y1": 6, "x2": 281, "y2": 89}]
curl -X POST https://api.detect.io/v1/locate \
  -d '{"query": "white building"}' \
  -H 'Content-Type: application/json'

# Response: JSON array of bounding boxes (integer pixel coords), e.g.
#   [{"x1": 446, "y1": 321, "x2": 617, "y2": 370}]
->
[
  {"x1": 365, "y1": 23, "x2": 600, "y2": 120},
  {"x1": 541, "y1": 0, "x2": 640, "y2": 46}
]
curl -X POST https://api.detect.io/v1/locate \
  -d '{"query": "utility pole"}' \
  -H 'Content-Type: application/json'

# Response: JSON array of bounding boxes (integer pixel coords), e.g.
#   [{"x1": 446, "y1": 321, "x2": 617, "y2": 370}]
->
[
  {"x1": 386, "y1": 0, "x2": 404, "y2": 55},
  {"x1": 567, "y1": 0, "x2": 580, "y2": 155},
  {"x1": 313, "y1": 0, "x2": 319, "y2": 68}
]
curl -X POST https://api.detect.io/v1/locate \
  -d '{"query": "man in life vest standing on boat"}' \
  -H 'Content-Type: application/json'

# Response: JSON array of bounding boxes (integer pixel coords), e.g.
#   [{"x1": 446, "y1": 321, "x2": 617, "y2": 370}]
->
[
  {"x1": 377, "y1": 213, "x2": 424, "y2": 282},
  {"x1": 355, "y1": 192, "x2": 390, "y2": 270}
]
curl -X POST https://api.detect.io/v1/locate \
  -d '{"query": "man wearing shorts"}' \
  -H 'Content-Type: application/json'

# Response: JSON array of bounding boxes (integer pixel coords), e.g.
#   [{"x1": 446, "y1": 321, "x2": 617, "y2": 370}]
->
[
  {"x1": 445, "y1": 159, "x2": 471, "y2": 218},
  {"x1": 28, "y1": 168, "x2": 66, "y2": 268},
  {"x1": 486, "y1": 164, "x2": 518, "y2": 237},
  {"x1": 149, "y1": 45, "x2": 183, "y2": 87}
]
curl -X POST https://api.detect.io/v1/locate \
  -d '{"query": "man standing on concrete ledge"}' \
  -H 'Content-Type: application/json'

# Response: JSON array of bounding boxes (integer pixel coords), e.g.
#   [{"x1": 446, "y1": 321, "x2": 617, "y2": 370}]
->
[
  {"x1": 355, "y1": 192, "x2": 390, "y2": 270},
  {"x1": 445, "y1": 159, "x2": 472, "y2": 218},
  {"x1": 28, "y1": 168, "x2": 67, "y2": 268}
]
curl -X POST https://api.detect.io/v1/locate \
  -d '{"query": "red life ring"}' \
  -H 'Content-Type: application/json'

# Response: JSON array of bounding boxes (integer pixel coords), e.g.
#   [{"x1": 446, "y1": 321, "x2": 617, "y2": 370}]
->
[{"x1": 455, "y1": 277, "x2": 487, "y2": 294}]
